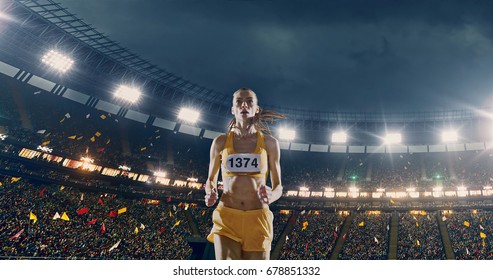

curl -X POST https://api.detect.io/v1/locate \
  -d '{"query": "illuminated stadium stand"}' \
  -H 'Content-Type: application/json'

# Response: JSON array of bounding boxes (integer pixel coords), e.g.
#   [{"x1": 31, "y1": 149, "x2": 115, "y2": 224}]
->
[
  {"x1": 2, "y1": 0, "x2": 493, "y2": 205},
  {"x1": 0, "y1": 58, "x2": 490, "y2": 154},
  {"x1": 1, "y1": 0, "x2": 492, "y2": 146}
]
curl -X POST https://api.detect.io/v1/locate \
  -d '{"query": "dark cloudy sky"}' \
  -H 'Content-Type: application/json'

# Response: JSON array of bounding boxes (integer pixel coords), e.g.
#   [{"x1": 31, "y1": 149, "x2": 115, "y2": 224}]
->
[{"x1": 58, "y1": 0, "x2": 493, "y2": 113}]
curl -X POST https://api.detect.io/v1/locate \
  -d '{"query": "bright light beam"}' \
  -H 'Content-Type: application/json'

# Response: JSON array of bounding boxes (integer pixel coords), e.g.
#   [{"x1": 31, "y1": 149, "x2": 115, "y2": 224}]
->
[
  {"x1": 114, "y1": 85, "x2": 141, "y2": 103},
  {"x1": 384, "y1": 133, "x2": 402, "y2": 144},
  {"x1": 41, "y1": 50, "x2": 74, "y2": 72},
  {"x1": 279, "y1": 128, "x2": 296, "y2": 141},
  {"x1": 442, "y1": 130, "x2": 458, "y2": 143},
  {"x1": 178, "y1": 108, "x2": 200, "y2": 123},
  {"x1": 332, "y1": 131, "x2": 347, "y2": 143}
]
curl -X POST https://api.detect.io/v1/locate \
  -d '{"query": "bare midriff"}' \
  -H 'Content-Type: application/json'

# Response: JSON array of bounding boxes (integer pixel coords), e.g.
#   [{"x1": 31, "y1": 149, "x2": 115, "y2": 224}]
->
[{"x1": 218, "y1": 175, "x2": 268, "y2": 210}]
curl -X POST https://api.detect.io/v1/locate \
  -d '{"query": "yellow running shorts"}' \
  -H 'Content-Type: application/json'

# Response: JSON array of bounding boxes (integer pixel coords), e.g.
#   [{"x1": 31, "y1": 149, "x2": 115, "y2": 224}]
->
[{"x1": 207, "y1": 205, "x2": 274, "y2": 252}]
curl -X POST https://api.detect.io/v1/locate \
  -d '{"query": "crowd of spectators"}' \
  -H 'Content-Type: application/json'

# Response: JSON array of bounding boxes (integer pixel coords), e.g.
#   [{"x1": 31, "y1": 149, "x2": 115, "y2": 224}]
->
[
  {"x1": 0, "y1": 176, "x2": 193, "y2": 259},
  {"x1": 1, "y1": 83, "x2": 210, "y2": 182},
  {"x1": 279, "y1": 210, "x2": 345, "y2": 260},
  {"x1": 281, "y1": 150, "x2": 341, "y2": 190},
  {"x1": 422, "y1": 153, "x2": 450, "y2": 182},
  {"x1": 343, "y1": 154, "x2": 369, "y2": 182},
  {"x1": 271, "y1": 210, "x2": 292, "y2": 246},
  {"x1": 371, "y1": 153, "x2": 422, "y2": 189},
  {"x1": 4, "y1": 74, "x2": 493, "y2": 260},
  {"x1": 445, "y1": 210, "x2": 493, "y2": 259},
  {"x1": 338, "y1": 212, "x2": 390, "y2": 260},
  {"x1": 4, "y1": 82, "x2": 493, "y2": 194},
  {"x1": 397, "y1": 212, "x2": 446, "y2": 259},
  {"x1": 452, "y1": 151, "x2": 493, "y2": 187},
  {"x1": 3, "y1": 168, "x2": 493, "y2": 260},
  {"x1": 189, "y1": 206, "x2": 214, "y2": 238}
]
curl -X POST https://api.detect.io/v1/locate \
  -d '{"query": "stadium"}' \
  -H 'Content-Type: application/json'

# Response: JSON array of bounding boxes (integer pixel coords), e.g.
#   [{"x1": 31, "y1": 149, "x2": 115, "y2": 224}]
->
[{"x1": 1, "y1": 0, "x2": 493, "y2": 261}]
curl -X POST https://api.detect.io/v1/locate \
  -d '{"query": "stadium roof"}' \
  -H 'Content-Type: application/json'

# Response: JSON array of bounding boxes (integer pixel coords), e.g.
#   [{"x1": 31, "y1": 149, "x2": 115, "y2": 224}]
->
[{"x1": 1, "y1": 0, "x2": 493, "y2": 144}]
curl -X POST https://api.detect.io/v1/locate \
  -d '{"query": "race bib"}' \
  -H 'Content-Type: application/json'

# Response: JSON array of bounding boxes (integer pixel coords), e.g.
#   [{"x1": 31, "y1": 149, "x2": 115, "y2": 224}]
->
[{"x1": 224, "y1": 153, "x2": 261, "y2": 173}]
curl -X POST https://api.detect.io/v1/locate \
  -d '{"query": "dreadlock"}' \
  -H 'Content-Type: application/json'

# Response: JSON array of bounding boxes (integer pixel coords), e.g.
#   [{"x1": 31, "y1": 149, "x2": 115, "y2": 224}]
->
[{"x1": 227, "y1": 88, "x2": 285, "y2": 134}]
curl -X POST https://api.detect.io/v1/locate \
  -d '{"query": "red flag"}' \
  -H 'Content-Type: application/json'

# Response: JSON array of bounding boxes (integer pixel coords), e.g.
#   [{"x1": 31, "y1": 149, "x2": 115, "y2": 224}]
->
[
  {"x1": 97, "y1": 148, "x2": 105, "y2": 153},
  {"x1": 98, "y1": 198, "x2": 103, "y2": 205},
  {"x1": 39, "y1": 187, "x2": 46, "y2": 196},
  {"x1": 77, "y1": 207, "x2": 89, "y2": 215},
  {"x1": 334, "y1": 232, "x2": 338, "y2": 238},
  {"x1": 101, "y1": 222, "x2": 106, "y2": 234},
  {"x1": 87, "y1": 218, "x2": 97, "y2": 225},
  {"x1": 109, "y1": 211, "x2": 118, "y2": 217},
  {"x1": 343, "y1": 233, "x2": 347, "y2": 239},
  {"x1": 159, "y1": 227, "x2": 165, "y2": 234},
  {"x1": 9, "y1": 228, "x2": 25, "y2": 241},
  {"x1": 166, "y1": 197, "x2": 171, "y2": 203}
]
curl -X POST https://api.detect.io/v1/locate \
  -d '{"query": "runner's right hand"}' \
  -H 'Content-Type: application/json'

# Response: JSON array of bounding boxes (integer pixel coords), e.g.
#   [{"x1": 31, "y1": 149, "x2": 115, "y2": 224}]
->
[{"x1": 205, "y1": 187, "x2": 218, "y2": 207}]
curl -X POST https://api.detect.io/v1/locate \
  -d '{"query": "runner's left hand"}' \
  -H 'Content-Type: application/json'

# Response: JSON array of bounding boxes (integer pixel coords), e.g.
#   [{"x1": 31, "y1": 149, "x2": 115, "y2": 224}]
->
[{"x1": 258, "y1": 184, "x2": 272, "y2": 204}]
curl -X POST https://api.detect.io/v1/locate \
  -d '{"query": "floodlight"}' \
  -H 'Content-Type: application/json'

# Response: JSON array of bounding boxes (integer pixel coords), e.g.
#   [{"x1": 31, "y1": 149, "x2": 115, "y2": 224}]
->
[
  {"x1": 331, "y1": 131, "x2": 347, "y2": 143},
  {"x1": 37, "y1": 145, "x2": 53, "y2": 153},
  {"x1": 376, "y1": 188, "x2": 385, "y2": 192},
  {"x1": 114, "y1": 85, "x2": 141, "y2": 103},
  {"x1": 118, "y1": 165, "x2": 131, "y2": 171},
  {"x1": 348, "y1": 187, "x2": 359, "y2": 192},
  {"x1": 279, "y1": 128, "x2": 295, "y2": 141},
  {"x1": 178, "y1": 108, "x2": 200, "y2": 123},
  {"x1": 442, "y1": 130, "x2": 458, "y2": 143},
  {"x1": 153, "y1": 171, "x2": 167, "y2": 177},
  {"x1": 80, "y1": 157, "x2": 94, "y2": 163},
  {"x1": 384, "y1": 133, "x2": 402, "y2": 144},
  {"x1": 41, "y1": 50, "x2": 74, "y2": 72},
  {"x1": 406, "y1": 187, "x2": 415, "y2": 192}
]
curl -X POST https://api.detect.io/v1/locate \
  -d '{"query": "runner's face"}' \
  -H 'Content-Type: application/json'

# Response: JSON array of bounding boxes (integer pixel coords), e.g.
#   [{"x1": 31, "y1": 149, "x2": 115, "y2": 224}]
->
[{"x1": 232, "y1": 90, "x2": 259, "y2": 119}]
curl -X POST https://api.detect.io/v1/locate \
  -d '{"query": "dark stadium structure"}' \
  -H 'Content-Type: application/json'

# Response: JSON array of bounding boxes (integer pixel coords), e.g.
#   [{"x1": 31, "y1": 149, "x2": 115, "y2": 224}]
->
[{"x1": 1, "y1": 0, "x2": 493, "y2": 260}]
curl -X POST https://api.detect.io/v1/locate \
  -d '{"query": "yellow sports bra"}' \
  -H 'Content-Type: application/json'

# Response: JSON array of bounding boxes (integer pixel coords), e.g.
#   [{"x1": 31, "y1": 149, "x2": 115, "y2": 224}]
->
[{"x1": 221, "y1": 131, "x2": 268, "y2": 179}]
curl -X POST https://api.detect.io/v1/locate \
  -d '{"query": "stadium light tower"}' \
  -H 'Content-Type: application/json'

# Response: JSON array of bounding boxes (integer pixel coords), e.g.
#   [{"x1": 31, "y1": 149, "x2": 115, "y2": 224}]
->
[
  {"x1": 178, "y1": 108, "x2": 200, "y2": 123},
  {"x1": 442, "y1": 130, "x2": 458, "y2": 143},
  {"x1": 41, "y1": 50, "x2": 74, "y2": 72},
  {"x1": 384, "y1": 133, "x2": 402, "y2": 144},
  {"x1": 331, "y1": 131, "x2": 347, "y2": 143},
  {"x1": 278, "y1": 128, "x2": 296, "y2": 141},
  {"x1": 114, "y1": 85, "x2": 142, "y2": 103}
]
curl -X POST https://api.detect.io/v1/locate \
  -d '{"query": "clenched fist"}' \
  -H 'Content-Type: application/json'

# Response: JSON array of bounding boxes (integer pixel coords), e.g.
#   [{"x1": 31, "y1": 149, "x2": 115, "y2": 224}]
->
[
  {"x1": 257, "y1": 184, "x2": 272, "y2": 204},
  {"x1": 205, "y1": 187, "x2": 218, "y2": 207}
]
